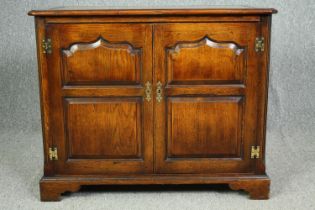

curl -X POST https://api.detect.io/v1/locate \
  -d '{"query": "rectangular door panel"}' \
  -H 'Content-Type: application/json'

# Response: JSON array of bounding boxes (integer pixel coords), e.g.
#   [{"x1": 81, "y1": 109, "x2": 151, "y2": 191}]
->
[
  {"x1": 167, "y1": 96, "x2": 243, "y2": 158},
  {"x1": 65, "y1": 97, "x2": 142, "y2": 159},
  {"x1": 45, "y1": 23, "x2": 153, "y2": 175},
  {"x1": 154, "y1": 23, "x2": 260, "y2": 174}
]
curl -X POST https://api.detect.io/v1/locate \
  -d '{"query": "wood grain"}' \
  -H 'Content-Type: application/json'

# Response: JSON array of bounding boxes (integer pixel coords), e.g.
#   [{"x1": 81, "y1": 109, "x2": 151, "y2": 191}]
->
[
  {"x1": 62, "y1": 37, "x2": 141, "y2": 85},
  {"x1": 65, "y1": 98, "x2": 142, "y2": 159},
  {"x1": 166, "y1": 36, "x2": 245, "y2": 84},
  {"x1": 229, "y1": 178, "x2": 270, "y2": 199},
  {"x1": 29, "y1": 8, "x2": 275, "y2": 201},
  {"x1": 167, "y1": 97, "x2": 243, "y2": 158},
  {"x1": 154, "y1": 22, "x2": 259, "y2": 174},
  {"x1": 43, "y1": 23, "x2": 153, "y2": 175},
  {"x1": 43, "y1": 15, "x2": 262, "y2": 24},
  {"x1": 28, "y1": 7, "x2": 277, "y2": 16},
  {"x1": 39, "y1": 174, "x2": 270, "y2": 201}
]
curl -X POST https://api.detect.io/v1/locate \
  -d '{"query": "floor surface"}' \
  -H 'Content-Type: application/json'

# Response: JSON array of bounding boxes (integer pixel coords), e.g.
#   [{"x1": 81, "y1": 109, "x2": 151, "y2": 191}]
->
[{"x1": 0, "y1": 130, "x2": 314, "y2": 210}]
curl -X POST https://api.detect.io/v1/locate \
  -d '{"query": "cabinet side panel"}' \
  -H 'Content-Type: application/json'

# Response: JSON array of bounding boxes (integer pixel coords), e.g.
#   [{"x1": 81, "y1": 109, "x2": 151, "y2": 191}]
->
[
  {"x1": 255, "y1": 15, "x2": 272, "y2": 174},
  {"x1": 34, "y1": 17, "x2": 54, "y2": 176}
]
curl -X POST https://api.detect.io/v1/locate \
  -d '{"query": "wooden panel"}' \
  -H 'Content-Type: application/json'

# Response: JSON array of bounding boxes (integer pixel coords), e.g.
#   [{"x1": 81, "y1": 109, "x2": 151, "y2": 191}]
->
[
  {"x1": 46, "y1": 23, "x2": 150, "y2": 87},
  {"x1": 28, "y1": 7, "x2": 277, "y2": 17},
  {"x1": 167, "y1": 37, "x2": 246, "y2": 85},
  {"x1": 62, "y1": 37, "x2": 141, "y2": 85},
  {"x1": 154, "y1": 23, "x2": 260, "y2": 174},
  {"x1": 30, "y1": 10, "x2": 275, "y2": 201},
  {"x1": 44, "y1": 16, "x2": 261, "y2": 24},
  {"x1": 44, "y1": 23, "x2": 153, "y2": 175},
  {"x1": 165, "y1": 85, "x2": 245, "y2": 96},
  {"x1": 255, "y1": 16, "x2": 272, "y2": 173},
  {"x1": 167, "y1": 97, "x2": 243, "y2": 158},
  {"x1": 62, "y1": 85, "x2": 143, "y2": 97},
  {"x1": 65, "y1": 98, "x2": 142, "y2": 159},
  {"x1": 39, "y1": 175, "x2": 270, "y2": 201}
]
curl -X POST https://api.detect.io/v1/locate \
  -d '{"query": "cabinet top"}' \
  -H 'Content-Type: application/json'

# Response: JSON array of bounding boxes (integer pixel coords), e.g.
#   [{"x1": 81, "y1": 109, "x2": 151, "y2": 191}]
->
[{"x1": 28, "y1": 6, "x2": 277, "y2": 16}]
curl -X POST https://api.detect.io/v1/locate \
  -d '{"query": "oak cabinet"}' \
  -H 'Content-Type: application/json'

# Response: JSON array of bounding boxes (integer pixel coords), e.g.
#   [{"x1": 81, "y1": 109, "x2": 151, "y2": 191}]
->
[{"x1": 29, "y1": 7, "x2": 277, "y2": 201}]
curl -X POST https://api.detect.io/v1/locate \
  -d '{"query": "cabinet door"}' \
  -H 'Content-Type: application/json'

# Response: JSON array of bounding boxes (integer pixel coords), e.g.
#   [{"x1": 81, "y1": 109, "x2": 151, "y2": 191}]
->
[
  {"x1": 154, "y1": 23, "x2": 260, "y2": 174},
  {"x1": 45, "y1": 24, "x2": 153, "y2": 174}
]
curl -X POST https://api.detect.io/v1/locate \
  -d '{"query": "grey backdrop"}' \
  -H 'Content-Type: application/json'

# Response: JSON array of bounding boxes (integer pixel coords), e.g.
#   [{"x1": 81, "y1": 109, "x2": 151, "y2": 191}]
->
[
  {"x1": 0, "y1": 0, "x2": 315, "y2": 209},
  {"x1": 1, "y1": 0, "x2": 315, "y2": 144}
]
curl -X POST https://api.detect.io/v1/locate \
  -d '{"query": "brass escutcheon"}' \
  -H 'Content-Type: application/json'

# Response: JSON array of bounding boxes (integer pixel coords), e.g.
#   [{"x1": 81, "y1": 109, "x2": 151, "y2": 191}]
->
[
  {"x1": 145, "y1": 81, "x2": 152, "y2": 102},
  {"x1": 156, "y1": 81, "x2": 163, "y2": 103}
]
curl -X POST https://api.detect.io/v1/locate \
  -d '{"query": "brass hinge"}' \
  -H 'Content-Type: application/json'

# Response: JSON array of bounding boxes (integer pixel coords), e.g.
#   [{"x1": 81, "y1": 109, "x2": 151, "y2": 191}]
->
[
  {"x1": 42, "y1": 38, "x2": 52, "y2": 54},
  {"x1": 255, "y1": 37, "x2": 264, "y2": 52},
  {"x1": 251, "y1": 146, "x2": 260, "y2": 159},
  {"x1": 49, "y1": 147, "x2": 58, "y2": 160}
]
